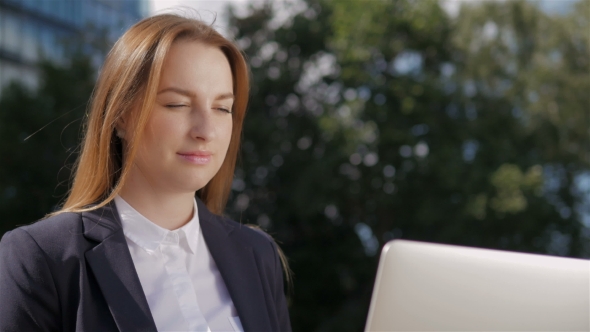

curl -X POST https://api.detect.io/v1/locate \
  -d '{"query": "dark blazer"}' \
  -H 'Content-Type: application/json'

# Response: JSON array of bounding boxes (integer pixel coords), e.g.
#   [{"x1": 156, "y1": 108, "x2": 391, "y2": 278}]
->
[{"x1": 0, "y1": 198, "x2": 291, "y2": 332}]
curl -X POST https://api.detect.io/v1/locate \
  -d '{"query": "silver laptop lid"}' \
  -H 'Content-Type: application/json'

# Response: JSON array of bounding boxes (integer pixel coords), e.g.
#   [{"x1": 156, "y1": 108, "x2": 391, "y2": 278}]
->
[{"x1": 365, "y1": 240, "x2": 590, "y2": 331}]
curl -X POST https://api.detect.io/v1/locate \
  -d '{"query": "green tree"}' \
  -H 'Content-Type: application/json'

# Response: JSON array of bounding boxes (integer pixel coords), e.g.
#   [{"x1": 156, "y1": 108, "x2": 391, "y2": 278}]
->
[
  {"x1": 225, "y1": 0, "x2": 589, "y2": 330},
  {"x1": 225, "y1": 3, "x2": 374, "y2": 330},
  {"x1": 0, "y1": 56, "x2": 95, "y2": 234}
]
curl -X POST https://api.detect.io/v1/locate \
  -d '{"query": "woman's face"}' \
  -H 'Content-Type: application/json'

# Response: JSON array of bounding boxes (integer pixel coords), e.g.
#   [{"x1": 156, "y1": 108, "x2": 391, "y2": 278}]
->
[{"x1": 126, "y1": 40, "x2": 234, "y2": 194}]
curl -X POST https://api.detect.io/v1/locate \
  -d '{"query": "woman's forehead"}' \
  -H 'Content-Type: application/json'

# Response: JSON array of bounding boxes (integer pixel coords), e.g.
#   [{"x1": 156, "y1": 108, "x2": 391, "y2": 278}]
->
[{"x1": 158, "y1": 41, "x2": 233, "y2": 95}]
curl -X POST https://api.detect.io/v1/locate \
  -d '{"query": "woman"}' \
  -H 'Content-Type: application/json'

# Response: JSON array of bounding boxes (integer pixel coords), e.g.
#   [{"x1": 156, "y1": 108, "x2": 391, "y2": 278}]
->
[{"x1": 0, "y1": 14, "x2": 291, "y2": 332}]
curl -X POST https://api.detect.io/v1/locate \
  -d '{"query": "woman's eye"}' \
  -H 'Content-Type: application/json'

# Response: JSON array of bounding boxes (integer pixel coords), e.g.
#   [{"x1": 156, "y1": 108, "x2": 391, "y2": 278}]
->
[
  {"x1": 217, "y1": 107, "x2": 233, "y2": 114},
  {"x1": 165, "y1": 104, "x2": 187, "y2": 108}
]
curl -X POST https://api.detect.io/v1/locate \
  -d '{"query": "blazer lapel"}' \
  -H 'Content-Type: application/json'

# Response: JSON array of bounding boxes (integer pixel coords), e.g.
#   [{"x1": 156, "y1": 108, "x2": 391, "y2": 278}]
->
[
  {"x1": 82, "y1": 202, "x2": 157, "y2": 332},
  {"x1": 197, "y1": 199, "x2": 272, "y2": 332}
]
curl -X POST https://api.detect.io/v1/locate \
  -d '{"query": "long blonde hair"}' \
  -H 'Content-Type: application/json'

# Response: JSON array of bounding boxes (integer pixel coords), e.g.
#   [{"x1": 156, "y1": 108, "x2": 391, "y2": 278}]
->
[{"x1": 55, "y1": 14, "x2": 249, "y2": 215}]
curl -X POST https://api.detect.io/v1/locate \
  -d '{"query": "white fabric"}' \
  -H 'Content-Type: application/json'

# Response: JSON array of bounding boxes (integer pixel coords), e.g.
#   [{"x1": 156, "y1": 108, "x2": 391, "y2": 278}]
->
[{"x1": 114, "y1": 195, "x2": 243, "y2": 332}]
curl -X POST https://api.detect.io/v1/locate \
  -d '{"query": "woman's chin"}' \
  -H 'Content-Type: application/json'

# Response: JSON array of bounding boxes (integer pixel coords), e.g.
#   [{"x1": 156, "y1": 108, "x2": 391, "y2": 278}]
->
[{"x1": 167, "y1": 178, "x2": 212, "y2": 194}]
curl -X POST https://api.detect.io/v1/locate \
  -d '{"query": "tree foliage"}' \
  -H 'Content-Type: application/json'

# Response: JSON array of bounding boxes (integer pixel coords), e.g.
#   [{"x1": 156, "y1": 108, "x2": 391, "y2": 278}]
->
[
  {"x1": 224, "y1": 0, "x2": 589, "y2": 330},
  {"x1": 0, "y1": 57, "x2": 95, "y2": 233}
]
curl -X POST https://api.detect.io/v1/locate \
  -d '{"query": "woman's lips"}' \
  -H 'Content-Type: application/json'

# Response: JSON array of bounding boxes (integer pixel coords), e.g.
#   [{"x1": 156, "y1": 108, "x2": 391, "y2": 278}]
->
[{"x1": 177, "y1": 152, "x2": 212, "y2": 164}]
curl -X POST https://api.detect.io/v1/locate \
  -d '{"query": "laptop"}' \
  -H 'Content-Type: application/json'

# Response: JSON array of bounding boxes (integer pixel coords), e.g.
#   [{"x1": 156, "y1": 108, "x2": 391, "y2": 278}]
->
[{"x1": 365, "y1": 240, "x2": 590, "y2": 331}]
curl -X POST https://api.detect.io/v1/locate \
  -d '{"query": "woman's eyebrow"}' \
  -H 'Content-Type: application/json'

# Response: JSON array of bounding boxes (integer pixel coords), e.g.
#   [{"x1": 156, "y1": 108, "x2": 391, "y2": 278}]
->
[
  {"x1": 157, "y1": 87, "x2": 234, "y2": 101},
  {"x1": 158, "y1": 87, "x2": 195, "y2": 97},
  {"x1": 216, "y1": 93, "x2": 235, "y2": 101}
]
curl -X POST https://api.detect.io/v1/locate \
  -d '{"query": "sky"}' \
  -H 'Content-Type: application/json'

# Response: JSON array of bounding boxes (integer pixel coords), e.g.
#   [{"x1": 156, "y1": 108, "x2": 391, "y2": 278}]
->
[
  {"x1": 441, "y1": 0, "x2": 579, "y2": 17},
  {"x1": 150, "y1": 0, "x2": 249, "y2": 15},
  {"x1": 149, "y1": 0, "x2": 251, "y2": 35},
  {"x1": 148, "y1": 0, "x2": 579, "y2": 27}
]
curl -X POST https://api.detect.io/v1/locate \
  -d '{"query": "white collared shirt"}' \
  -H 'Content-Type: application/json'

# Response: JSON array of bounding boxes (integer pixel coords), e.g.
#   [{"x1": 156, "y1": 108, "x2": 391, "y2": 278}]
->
[{"x1": 114, "y1": 195, "x2": 243, "y2": 332}]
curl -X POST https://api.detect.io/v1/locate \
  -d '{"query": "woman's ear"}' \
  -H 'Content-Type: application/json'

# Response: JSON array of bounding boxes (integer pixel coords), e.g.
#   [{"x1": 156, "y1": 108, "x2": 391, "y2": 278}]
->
[
  {"x1": 116, "y1": 128, "x2": 126, "y2": 139},
  {"x1": 115, "y1": 115, "x2": 128, "y2": 140}
]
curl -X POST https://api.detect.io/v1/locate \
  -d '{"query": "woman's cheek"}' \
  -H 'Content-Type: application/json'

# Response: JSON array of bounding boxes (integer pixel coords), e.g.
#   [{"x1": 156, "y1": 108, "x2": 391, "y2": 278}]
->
[
  {"x1": 149, "y1": 112, "x2": 185, "y2": 143},
  {"x1": 221, "y1": 120, "x2": 233, "y2": 147}
]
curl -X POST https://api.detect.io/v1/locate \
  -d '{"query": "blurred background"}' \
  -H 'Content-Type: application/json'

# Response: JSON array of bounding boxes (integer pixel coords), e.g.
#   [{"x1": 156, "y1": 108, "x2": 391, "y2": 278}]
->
[{"x1": 0, "y1": 0, "x2": 588, "y2": 331}]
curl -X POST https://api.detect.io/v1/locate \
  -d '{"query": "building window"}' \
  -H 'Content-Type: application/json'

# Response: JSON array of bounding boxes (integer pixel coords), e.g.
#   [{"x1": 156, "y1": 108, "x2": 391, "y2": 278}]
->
[
  {"x1": 2, "y1": 12, "x2": 22, "y2": 55},
  {"x1": 23, "y1": 23, "x2": 39, "y2": 63}
]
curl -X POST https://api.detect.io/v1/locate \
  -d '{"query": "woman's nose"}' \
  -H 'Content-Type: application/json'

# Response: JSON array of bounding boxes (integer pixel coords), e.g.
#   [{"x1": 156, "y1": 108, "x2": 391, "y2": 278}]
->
[{"x1": 189, "y1": 104, "x2": 216, "y2": 141}]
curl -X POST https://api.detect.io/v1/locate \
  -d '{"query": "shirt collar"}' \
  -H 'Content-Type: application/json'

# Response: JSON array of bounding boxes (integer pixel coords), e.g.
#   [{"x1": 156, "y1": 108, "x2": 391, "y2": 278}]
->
[{"x1": 113, "y1": 195, "x2": 200, "y2": 254}]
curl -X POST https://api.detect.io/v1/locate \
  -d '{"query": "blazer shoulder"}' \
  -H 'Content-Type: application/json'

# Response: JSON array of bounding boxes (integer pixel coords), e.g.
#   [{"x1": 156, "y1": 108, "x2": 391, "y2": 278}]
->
[
  {"x1": 220, "y1": 217, "x2": 292, "y2": 331},
  {"x1": 223, "y1": 216, "x2": 276, "y2": 249},
  {"x1": 1, "y1": 212, "x2": 85, "y2": 258},
  {"x1": 12, "y1": 212, "x2": 82, "y2": 239}
]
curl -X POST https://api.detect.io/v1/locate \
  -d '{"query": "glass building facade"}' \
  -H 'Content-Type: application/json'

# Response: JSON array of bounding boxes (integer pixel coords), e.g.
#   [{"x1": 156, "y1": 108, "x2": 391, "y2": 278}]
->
[{"x1": 0, "y1": 0, "x2": 148, "y2": 94}]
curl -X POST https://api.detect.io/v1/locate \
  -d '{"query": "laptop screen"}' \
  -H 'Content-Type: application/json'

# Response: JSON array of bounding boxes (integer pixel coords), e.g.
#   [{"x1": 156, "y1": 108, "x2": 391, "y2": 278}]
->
[{"x1": 365, "y1": 240, "x2": 589, "y2": 331}]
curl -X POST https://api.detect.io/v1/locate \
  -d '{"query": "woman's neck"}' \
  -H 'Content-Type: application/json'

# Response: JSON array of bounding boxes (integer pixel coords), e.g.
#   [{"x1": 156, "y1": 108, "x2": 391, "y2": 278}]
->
[{"x1": 118, "y1": 173, "x2": 195, "y2": 231}]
